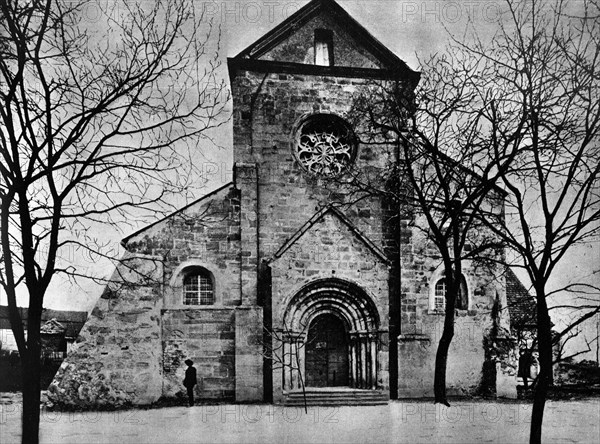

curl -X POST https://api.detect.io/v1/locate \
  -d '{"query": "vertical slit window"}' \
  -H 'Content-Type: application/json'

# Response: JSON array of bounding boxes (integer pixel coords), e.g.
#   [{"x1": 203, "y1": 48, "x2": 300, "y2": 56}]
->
[{"x1": 314, "y1": 29, "x2": 334, "y2": 66}]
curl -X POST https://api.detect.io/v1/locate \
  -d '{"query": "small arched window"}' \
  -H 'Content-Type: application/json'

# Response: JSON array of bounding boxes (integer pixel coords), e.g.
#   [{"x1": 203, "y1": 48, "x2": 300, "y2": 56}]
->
[
  {"x1": 433, "y1": 275, "x2": 468, "y2": 311},
  {"x1": 183, "y1": 269, "x2": 214, "y2": 305}
]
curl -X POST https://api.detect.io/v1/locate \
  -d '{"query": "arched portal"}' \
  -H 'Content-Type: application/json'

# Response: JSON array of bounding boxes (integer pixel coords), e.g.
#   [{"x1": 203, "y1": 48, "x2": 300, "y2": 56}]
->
[{"x1": 280, "y1": 278, "x2": 381, "y2": 391}]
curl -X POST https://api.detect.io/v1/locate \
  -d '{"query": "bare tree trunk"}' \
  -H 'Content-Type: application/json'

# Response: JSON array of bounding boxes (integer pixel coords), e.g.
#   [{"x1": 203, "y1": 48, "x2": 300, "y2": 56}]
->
[
  {"x1": 435, "y1": 207, "x2": 460, "y2": 407},
  {"x1": 21, "y1": 312, "x2": 42, "y2": 444},
  {"x1": 530, "y1": 292, "x2": 553, "y2": 444},
  {"x1": 434, "y1": 307, "x2": 454, "y2": 406},
  {"x1": 22, "y1": 356, "x2": 41, "y2": 444}
]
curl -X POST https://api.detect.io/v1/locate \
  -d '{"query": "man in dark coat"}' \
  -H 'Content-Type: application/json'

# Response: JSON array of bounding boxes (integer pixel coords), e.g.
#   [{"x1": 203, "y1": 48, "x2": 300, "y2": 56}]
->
[{"x1": 183, "y1": 359, "x2": 197, "y2": 406}]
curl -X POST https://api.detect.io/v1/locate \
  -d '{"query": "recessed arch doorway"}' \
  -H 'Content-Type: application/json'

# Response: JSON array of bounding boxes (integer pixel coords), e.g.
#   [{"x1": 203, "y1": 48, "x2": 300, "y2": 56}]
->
[
  {"x1": 305, "y1": 313, "x2": 349, "y2": 387},
  {"x1": 280, "y1": 278, "x2": 381, "y2": 392}
]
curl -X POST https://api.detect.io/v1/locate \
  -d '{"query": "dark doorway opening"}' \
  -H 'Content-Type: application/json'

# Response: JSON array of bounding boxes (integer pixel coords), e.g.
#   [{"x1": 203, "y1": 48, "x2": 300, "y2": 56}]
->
[{"x1": 305, "y1": 313, "x2": 349, "y2": 387}]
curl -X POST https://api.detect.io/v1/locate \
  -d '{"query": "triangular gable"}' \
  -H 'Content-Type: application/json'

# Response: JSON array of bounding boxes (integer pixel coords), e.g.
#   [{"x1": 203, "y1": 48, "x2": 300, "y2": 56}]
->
[
  {"x1": 268, "y1": 205, "x2": 390, "y2": 264},
  {"x1": 232, "y1": 0, "x2": 417, "y2": 79},
  {"x1": 121, "y1": 182, "x2": 235, "y2": 248}
]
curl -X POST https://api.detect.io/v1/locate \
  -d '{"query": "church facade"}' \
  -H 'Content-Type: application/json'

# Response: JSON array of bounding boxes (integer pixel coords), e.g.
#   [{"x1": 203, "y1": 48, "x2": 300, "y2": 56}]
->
[{"x1": 50, "y1": 0, "x2": 517, "y2": 408}]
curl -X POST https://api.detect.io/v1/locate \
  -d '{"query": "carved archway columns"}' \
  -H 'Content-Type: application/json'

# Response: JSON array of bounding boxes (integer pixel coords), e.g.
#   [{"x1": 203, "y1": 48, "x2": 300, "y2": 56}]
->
[
  {"x1": 280, "y1": 330, "x2": 380, "y2": 391},
  {"x1": 280, "y1": 278, "x2": 382, "y2": 392}
]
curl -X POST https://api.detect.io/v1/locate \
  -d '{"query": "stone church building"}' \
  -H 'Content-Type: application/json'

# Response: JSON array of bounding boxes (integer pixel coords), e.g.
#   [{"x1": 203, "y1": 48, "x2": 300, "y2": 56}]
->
[{"x1": 50, "y1": 0, "x2": 519, "y2": 408}]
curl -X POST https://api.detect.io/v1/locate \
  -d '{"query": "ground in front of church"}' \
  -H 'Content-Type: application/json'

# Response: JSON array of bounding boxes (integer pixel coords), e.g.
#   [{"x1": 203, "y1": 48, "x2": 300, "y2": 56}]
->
[{"x1": 1, "y1": 393, "x2": 598, "y2": 443}]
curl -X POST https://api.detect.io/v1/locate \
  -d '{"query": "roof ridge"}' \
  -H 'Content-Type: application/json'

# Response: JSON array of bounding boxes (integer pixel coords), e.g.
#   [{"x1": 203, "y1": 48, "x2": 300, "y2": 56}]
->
[{"x1": 232, "y1": 0, "x2": 417, "y2": 77}]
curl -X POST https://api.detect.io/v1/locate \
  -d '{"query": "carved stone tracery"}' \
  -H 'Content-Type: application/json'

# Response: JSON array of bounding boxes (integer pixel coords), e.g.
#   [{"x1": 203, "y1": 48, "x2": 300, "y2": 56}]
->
[{"x1": 295, "y1": 115, "x2": 356, "y2": 176}]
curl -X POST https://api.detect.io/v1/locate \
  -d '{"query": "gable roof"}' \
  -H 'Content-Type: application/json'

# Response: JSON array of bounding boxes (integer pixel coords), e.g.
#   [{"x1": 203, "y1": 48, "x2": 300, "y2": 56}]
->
[
  {"x1": 40, "y1": 319, "x2": 66, "y2": 335},
  {"x1": 268, "y1": 205, "x2": 390, "y2": 264},
  {"x1": 229, "y1": 0, "x2": 419, "y2": 81},
  {"x1": 0, "y1": 306, "x2": 87, "y2": 338},
  {"x1": 505, "y1": 268, "x2": 537, "y2": 329}
]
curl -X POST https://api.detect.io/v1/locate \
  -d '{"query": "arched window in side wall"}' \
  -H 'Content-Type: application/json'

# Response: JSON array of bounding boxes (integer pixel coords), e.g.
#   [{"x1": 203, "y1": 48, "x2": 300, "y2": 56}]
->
[
  {"x1": 183, "y1": 268, "x2": 214, "y2": 305},
  {"x1": 433, "y1": 275, "x2": 468, "y2": 311}
]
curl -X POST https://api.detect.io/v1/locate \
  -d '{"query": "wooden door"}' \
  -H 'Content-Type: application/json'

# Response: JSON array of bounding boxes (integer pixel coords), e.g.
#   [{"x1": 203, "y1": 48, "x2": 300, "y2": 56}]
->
[{"x1": 305, "y1": 314, "x2": 349, "y2": 387}]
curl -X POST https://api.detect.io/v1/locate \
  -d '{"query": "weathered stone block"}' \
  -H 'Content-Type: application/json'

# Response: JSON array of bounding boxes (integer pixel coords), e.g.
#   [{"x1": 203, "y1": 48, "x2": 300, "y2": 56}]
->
[{"x1": 235, "y1": 307, "x2": 263, "y2": 402}]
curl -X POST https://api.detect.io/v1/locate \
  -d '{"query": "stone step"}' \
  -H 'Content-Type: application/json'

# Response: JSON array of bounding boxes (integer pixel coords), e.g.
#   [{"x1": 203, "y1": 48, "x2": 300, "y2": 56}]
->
[
  {"x1": 283, "y1": 400, "x2": 388, "y2": 406},
  {"x1": 286, "y1": 389, "x2": 383, "y2": 395},
  {"x1": 282, "y1": 397, "x2": 388, "y2": 406},
  {"x1": 285, "y1": 393, "x2": 387, "y2": 399},
  {"x1": 282, "y1": 388, "x2": 388, "y2": 406}
]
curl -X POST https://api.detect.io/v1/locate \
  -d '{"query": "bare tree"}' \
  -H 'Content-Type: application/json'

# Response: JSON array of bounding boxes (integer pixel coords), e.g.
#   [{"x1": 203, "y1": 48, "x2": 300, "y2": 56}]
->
[
  {"x1": 347, "y1": 53, "x2": 510, "y2": 406},
  {"x1": 0, "y1": 1, "x2": 228, "y2": 442},
  {"x1": 552, "y1": 307, "x2": 600, "y2": 364},
  {"x1": 445, "y1": 1, "x2": 600, "y2": 442},
  {"x1": 348, "y1": 2, "x2": 600, "y2": 441}
]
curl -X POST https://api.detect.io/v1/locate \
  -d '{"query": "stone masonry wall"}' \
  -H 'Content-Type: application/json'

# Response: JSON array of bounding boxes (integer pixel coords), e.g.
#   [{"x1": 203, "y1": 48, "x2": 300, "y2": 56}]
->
[
  {"x1": 50, "y1": 184, "x2": 259, "y2": 407},
  {"x1": 162, "y1": 308, "x2": 236, "y2": 400},
  {"x1": 234, "y1": 307, "x2": 264, "y2": 401},
  {"x1": 232, "y1": 71, "x2": 403, "y2": 261},
  {"x1": 125, "y1": 184, "x2": 242, "y2": 307},
  {"x1": 161, "y1": 307, "x2": 264, "y2": 402},
  {"x1": 271, "y1": 212, "x2": 390, "y2": 328},
  {"x1": 269, "y1": 211, "x2": 390, "y2": 399},
  {"x1": 125, "y1": 183, "x2": 263, "y2": 402},
  {"x1": 261, "y1": 15, "x2": 381, "y2": 68},
  {"x1": 49, "y1": 254, "x2": 163, "y2": 408},
  {"x1": 232, "y1": 69, "x2": 409, "y2": 401},
  {"x1": 398, "y1": 210, "x2": 510, "y2": 398}
]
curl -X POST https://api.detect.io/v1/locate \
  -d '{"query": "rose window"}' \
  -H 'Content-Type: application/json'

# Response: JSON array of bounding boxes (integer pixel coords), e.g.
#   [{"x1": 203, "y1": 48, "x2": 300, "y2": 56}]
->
[{"x1": 295, "y1": 115, "x2": 356, "y2": 176}]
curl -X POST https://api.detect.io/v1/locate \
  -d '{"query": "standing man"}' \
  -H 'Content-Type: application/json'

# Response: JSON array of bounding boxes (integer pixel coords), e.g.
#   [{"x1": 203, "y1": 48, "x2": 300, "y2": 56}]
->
[{"x1": 183, "y1": 359, "x2": 197, "y2": 406}]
